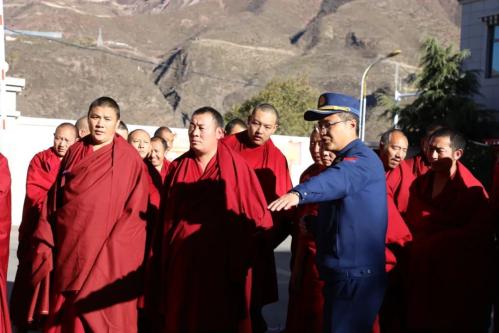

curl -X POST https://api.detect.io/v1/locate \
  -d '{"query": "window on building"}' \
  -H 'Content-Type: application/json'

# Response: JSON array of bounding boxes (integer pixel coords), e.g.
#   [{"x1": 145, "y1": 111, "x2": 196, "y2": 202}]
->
[{"x1": 488, "y1": 25, "x2": 499, "y2": 78}]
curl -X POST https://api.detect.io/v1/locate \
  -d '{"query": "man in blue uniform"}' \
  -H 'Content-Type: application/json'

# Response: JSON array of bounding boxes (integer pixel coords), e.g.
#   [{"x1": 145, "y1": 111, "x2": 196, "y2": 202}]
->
[{"x1": 269, "y1": 92, "x2": 387, "y2": 333}]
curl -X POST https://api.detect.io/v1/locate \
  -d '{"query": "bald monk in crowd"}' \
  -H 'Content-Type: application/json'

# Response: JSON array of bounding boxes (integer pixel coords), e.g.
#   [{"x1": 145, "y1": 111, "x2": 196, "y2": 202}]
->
[
  {"x1": 30, "y1": 96, "x2": 149, "y2": 332},
  {"x1": 143, "y1": 136, "x2": 169, "y2": 249},
  {"x1": 286, "y1": 129, "x2": 326, "y2": 333},
  {"x1": 0, "y1": 153, "x2": 12, "y2": 333},
  {"x1": 149, "y1": 136, "x2": 170, "y2": 185},
  {"x1": 11, "y1": 123, "x2": 78, "y2": 329},
  {"x1": 117, "y1": 120, "x2": 129, "y2": 139},
  {"x1": 376, "y1": 129, "x2": 412, "y2": 333},
  {"x1": 129, "y1": 129, "x2": 152, "y2": 159},
  {"x1": 154, "y1": 126, "x2": 175, "y2": 154},
  {"x1": 147, "y1": 107, "x2": 272, "y2": 332},
  {"x1": 383, "y1": 125, "x2": 442, "y2": 285},
  {"x1": 222, "y1": 103, "x2": 292, "y2": 332},
  {"x1": 377, "y1": 128, "x2": 411, "y2": 271},
  {"x1": 75, "y1": 116, "x2": 90, "y2": 139},
  {"x1": 403, "y1": 128, "x2": 494, "y2": 332},
  {"x1": 225, "y1": 118, "x2": 248, "y2": 135},
  {"x1": 386, "y1": 124, "x2": 443, "y2": 217},
  {"x1": 379, "y1": 129, "x2": 409, "y2": 172}
]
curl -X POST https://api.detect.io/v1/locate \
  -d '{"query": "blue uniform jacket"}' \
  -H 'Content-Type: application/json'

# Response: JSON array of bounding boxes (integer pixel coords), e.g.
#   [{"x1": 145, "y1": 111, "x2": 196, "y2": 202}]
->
[{"x1": 294, "y1": 139, "x2": 387, "y2": 280}]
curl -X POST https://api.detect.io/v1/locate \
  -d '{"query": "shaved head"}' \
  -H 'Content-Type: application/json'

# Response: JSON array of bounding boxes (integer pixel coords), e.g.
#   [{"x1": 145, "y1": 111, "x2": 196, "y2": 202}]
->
[
  {"x1": 56, "y1": 122, "x2": 78, "y2": 139},
  {"x1": 128, "y1": 129, "x2": 151, "y2": 159},
  {"x1": 379, "y1": 129, "x2": 408, "y2": 171},
  {"x1": 117, "y1": 121, "x2": 129, "y2": 139},
  {"x1": 75, "y1": 116, "x2": 90, "y2": 138},
  {"x1": 53, "y1": 122, "x2": 78, "y2": 158},
  {"x1": 225, "y1": 118, "x2": 247, "y2": 135},
  {"x1": 250, "y1": 103, "x2": 279, "y2": 123},
  {"x1": 247, "y1": 103, "x2": 279, "y2": 146},
  {"x1": 155, "y1": 126, "x2": 175, "y2": 152}
]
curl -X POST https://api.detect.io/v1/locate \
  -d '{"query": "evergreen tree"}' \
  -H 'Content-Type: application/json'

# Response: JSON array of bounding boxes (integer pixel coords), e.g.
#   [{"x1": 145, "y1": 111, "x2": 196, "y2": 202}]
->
[
  {"x1": 384, "y1": 38, "x2": 485, "y2": 143},
  {"x1": 225, "y1": 76, "x2": 319, "y2": 136}
]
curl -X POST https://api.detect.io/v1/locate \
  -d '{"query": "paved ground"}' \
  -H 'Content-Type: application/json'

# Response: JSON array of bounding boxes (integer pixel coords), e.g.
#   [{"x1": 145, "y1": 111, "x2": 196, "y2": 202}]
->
[{"x1": 6, "y1": 227, "x2": 293, "y2": 332}]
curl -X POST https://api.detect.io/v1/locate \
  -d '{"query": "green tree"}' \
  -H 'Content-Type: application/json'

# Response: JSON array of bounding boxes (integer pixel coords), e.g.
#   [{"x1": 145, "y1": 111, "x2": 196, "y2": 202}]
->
[
  {"x1": 383, "y1": 37, "x2": 485, "y2": 144},
  {"x1": 225, "y1": 76, "x2": 319, "y2": 136}
]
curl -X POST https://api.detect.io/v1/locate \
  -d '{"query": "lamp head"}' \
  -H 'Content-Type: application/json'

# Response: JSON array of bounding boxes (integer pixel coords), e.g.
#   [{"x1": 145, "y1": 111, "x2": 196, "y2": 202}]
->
[{"x1": 386, "y1": 49, "x2": 402, "y2": 58}]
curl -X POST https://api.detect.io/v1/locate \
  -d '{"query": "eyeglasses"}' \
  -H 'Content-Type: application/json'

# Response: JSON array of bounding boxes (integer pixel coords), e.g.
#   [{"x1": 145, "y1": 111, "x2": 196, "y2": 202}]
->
[{"x1": 317, "y1": 120, "x2": 347, "y2": 131}]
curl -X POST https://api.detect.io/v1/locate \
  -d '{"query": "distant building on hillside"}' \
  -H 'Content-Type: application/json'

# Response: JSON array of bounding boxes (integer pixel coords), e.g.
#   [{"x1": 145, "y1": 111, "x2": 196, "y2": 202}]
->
[
  {"x1": 3, "y1": 77, "x2": 25, "y2": 120},
  {"x1": 459, "y1": 0, "x2": 499, "y2": 112}
]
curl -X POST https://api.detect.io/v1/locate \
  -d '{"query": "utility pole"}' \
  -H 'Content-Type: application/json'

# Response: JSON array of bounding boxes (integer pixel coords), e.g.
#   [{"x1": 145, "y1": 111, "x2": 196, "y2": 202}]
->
[
  {"x1": 394, "y1": 63, "x2": 400, "y2": 127},
  {"x1": 393, "y1": 62, "x2": 419, "y2": 127}
]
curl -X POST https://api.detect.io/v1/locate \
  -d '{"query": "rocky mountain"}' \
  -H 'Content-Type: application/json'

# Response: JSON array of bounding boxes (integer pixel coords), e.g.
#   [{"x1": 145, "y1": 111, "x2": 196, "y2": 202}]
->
[{"x1": 4, "y1": 0, "x2": 460, "y2": 138}]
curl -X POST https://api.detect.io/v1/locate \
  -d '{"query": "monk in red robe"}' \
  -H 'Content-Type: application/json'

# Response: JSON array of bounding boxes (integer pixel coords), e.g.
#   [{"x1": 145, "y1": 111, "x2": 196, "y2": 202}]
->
[
  {"x1": 222, "y1": 103, "x2": 292, "y2": 332},
  {"x1": 147, "y1": 106, "x2": 272, "y2": 332},
  {"x1": 286, "y1": 129, "x2": 326, "y2": 333},
  {"x1": 403, "y1": 128, "x2": 494, "y2": 332},
  {"x1": 136, "y1": 135, "x2": 170, "y2": 330},
  {"x1": 30, "y1": 97, "x2": 149, "y2": 333},
  {"x1": 148, "y1": 136, "x2": 170, "y2": 186},
  {"x1": 11, "y1": 122, "x2": 78, "y2": 329},
  {"x1": 380, "y1": 125, "x2": 443, "y2": 333},
  {"x1": 145, "y1": 135, "x2": 171, "y2": 243},
  {"x1": 0, "y1": 153, "x2": 12, "y2": 333},
  {"x1": 386, "y1": 125, "x2": 443, "y2": 217},
  {"x1": 374, "y1": 129, "x2": 412, "y2": 333}
]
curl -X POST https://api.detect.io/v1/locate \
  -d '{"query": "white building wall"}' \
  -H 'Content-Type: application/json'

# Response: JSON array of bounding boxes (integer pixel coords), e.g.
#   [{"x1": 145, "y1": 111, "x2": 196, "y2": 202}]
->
[
  {"x1": 460, "y1": 0, "x2": 499, "y2": 111},
  {"x1": 0, "y1": 115, "x2": 313, "y2": 226}
]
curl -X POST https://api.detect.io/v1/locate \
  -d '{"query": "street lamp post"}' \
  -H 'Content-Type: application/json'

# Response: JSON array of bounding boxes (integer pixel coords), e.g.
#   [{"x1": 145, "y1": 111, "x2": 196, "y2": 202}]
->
[{"x1": 358, "y1": 49, "x2": 401, "y2": 141}]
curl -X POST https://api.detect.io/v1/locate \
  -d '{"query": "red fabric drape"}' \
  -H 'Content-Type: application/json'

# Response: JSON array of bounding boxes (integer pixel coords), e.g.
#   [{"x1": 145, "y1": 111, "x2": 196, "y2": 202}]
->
[
  {"x1": 375, "y1": 155, "x2": 428, "y2": 333},
  {"x1": 11, "y1": 148, "x2": 60, "y2": 327},
  {"x1": 29, "y1": 135, "x2": 149, "y2": 333},
  {"x1": 151, "y1": 142, "x2": 272, "y2": 333},
  {"x1": 0, "y1": 154, "x2": 12, "y2": 333},
  {"x1": 404, "y1": 162, "x2": 494, "y2": 332},
  {"x1": 286, "y1": 163, "x2": 324, "y2": 333},
  {"x1": 384, "y1": 154, "x2": 428, "y2": 271},
  {"x1": 223, "y1": 131, "x2": 292, "y2": 306}
]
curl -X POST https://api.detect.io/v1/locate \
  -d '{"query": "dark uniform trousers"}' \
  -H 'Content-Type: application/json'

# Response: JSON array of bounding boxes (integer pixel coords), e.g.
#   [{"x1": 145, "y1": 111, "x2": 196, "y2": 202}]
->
[{"x1": 322, "y1": 269, "x2": 386, "y2": 333}]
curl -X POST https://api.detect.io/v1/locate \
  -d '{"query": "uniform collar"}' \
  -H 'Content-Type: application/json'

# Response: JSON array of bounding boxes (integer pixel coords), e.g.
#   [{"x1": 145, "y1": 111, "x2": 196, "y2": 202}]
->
[{"x1": 336, "y1": 138, "x2": 361, "y2": 158}]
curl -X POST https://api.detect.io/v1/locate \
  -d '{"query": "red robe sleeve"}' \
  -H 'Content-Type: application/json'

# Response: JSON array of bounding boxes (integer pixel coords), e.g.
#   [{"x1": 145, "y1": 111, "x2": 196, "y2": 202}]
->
[
  {"x1": 0, "y1": 154, "x2": 12, "y2": 333},
  {"x1": 0, "y1": 154, "x2": 11, "y2": 279}
]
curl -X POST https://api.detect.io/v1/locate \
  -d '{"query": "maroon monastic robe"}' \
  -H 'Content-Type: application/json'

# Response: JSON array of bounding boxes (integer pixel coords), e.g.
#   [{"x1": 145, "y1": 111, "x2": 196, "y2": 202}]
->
[
  {"x1": 222, "y1": 131, "x2": 292, "y2": 306},
  {"x1": 384, "y1": 154, "x2": 428, "y2": 271},
  {"x1": 375, "y1": 155, "x2": 427, "y2": 333},
  {"x1": 0, "y1": 154, "x2": 12, "y2": 333},
  {"x1": 404, "y1": 162, "x2": 494, "y2": 332},
  {"x1": 11, "y1": 147, "x2": 61, "y2": 327},
  {"x1": 384, "y1": 170, "x2": 413, "y2": 272},
  {"x1": 138, "y1": 159, "x2": 170, "y2": 310},
  {"x1": 30, "y1": 135, "x2": 149, "y2": 333},
  {"x1": 386, "y1": 154, "x2": 429, "y2": 215},
  {"x1": 491, "y1": 160, "x2": 499, "y2": 215},
  {"x1": 286, "y1": 163, "x2": 324, "y2": 333},
  {"x1": 151, "y1": 142, "x2": 273, "y2": 333}
]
